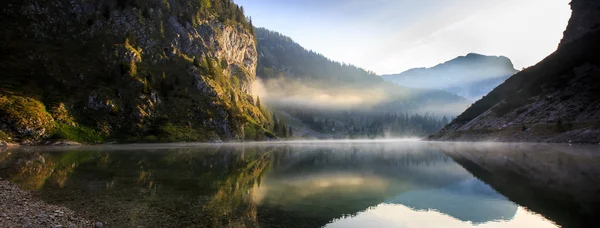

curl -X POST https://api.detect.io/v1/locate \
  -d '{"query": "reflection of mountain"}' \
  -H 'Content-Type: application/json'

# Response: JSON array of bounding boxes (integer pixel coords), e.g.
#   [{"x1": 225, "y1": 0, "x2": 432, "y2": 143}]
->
[
  {"x1": 325, "y1": 204, "x2": 555, "y2": 228},
  {"x1": 253, "y1": 143, "x2": 516, "y2": 227},
  {"x1": 440, "y1": 142, "x2": 600, "y2": 228},
  {"x1": 388, "y1": 179, "x2": 517, "y2": 223}
]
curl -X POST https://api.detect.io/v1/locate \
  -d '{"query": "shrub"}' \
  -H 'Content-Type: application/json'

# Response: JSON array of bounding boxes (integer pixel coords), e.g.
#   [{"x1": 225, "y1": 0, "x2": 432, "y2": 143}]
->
[
  {"x1": 0, "y1": 94, "x2": 54, "y2": 141},
  {"x1": 50, "y1": 103, "x2": 75, "y2": 125}
]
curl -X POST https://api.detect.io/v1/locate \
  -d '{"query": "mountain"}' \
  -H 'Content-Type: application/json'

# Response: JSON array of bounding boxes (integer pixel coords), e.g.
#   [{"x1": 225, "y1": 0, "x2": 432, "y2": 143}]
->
[
  {"x1": 431, "y1": 0, "x2": 600, "y2": 143},
  {"x1": 382, "y1": 53, "x2": 518, "y2": 100},
  {"x1": 254, "y1": 28, "x2": 469, "y2": 138},
  {"x1": 0, "y1": 0, "x2": 275, "y2": 145},
  {"x1": 254, "y1": 27, "x2": 469, "y2": 113},
  {"x1": 256, "y1": 28, "x2": 383, "y2": 88}
]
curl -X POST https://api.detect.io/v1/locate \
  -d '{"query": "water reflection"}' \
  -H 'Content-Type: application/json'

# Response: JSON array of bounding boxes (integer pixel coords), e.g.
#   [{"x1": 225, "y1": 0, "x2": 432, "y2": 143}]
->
[
  {"x1": 0, "y1": 141, "x2": 597, "y2": 227},
  {"x1": 439, "y1": 142, "x2": 600, "y2": 228}
]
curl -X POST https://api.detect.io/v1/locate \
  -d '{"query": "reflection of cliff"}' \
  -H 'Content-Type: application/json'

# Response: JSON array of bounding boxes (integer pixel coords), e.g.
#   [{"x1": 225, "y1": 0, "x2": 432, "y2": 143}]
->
[
  {"x1": 440, "y1": 142, "x2": 600, "y2": 228},
  {"x1": 0, "y1": 145, "x2": 275, "y2": 228}
]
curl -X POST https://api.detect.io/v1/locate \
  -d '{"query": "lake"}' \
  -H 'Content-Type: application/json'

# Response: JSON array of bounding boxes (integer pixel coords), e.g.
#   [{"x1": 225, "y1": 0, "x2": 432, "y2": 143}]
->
[{"x1": 0, "y1": 140, "x2": 599, "y2": 228}]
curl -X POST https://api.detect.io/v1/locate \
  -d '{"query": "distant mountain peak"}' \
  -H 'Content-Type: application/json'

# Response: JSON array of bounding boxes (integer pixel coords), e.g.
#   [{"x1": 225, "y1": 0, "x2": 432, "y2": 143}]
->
[
  {"x1": 465, "y1": 53, "x2": 485, "y2": 57},
  {"x1": 382, "y1": 54, "x2": 518, "y2": 100}
]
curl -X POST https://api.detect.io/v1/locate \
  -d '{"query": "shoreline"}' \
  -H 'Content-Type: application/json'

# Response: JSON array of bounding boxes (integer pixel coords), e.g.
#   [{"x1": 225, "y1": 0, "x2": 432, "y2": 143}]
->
[
  {"x1": 2, "y1": 138, "x2": 599, "y2": 151},
  {"x1": 0, "y1": 178, "x2": 98, "y2": 228}
]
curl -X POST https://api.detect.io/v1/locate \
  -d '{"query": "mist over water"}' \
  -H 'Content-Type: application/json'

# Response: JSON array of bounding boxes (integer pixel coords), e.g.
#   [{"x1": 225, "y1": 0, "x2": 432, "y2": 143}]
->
[{"x1": 1, "y1": 141, "x2": 598, "y2": 227}]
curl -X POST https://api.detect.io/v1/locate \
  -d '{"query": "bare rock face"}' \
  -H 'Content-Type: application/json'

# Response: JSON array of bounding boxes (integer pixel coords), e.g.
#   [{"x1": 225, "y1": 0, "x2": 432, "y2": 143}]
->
[
  {"x1": 217, "y1": 26, "x2": 258, "y2": 93},
  {"x1": 560, "y1": 0, "x2": 600, "y2": 47}
]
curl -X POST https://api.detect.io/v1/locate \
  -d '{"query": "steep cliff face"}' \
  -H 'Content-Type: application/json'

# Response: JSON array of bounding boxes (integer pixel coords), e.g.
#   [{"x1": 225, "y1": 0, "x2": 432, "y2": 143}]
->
[
  {"x1": 431, "y1": 0, "x2": 600, "y2": 143},
  {"x1": 0, "y1": 0, "x2": 272, "y2": 144},
  {"x1": 559, "y1": 0, "x2": 600, "y2": 46}
]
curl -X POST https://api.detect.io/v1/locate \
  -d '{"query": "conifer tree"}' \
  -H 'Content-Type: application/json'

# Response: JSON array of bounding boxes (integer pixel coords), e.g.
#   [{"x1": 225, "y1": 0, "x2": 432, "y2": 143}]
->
[{"x1": 281, "y1": 123, "x2": 287, "y2": 137}]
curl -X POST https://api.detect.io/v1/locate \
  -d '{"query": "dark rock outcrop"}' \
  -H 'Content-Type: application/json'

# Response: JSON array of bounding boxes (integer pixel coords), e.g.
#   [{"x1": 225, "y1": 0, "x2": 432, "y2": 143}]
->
[{"x1": 559, "y1": 0, "x2": 600, "y2": 46}]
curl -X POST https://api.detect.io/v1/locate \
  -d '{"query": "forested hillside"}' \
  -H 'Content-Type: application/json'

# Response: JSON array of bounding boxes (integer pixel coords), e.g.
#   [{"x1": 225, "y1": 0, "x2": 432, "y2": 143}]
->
[
  {"x1": 255, "y1": 28, "x2": 465, "y2": 138},
  {"x1": 0, "y1": 0, "x2": 274, "y2": 145},
  {"x1": 256, "y1": 28, "x2": 381, "y2": 88}
]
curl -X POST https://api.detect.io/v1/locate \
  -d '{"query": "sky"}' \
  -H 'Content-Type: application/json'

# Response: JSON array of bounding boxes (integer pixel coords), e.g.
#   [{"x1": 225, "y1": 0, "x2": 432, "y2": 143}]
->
[{"x1": 236, "y1": 0, "x2": 572, "y2": 74}]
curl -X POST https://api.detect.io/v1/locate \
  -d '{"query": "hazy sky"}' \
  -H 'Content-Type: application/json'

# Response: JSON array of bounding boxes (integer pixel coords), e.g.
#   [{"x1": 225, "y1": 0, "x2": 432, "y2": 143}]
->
[{"x1": 236, "y1": 0, "x2": 572, "y2": 74}]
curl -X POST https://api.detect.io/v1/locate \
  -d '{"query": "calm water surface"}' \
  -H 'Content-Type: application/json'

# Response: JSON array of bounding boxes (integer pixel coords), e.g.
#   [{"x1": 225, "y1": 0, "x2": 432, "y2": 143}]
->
[{"x1": 0, "y1": 140, "x2": 599, "y2": 228}]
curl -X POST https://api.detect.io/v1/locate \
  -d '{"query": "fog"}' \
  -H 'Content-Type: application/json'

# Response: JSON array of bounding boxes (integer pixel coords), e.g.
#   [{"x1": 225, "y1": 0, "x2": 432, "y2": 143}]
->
[
  {"x1": 252, "y1": 77, "x2": 389, "y2": 109},
  {"x1": 252, "y1": 77, "x2": 469, "y2": 116}
]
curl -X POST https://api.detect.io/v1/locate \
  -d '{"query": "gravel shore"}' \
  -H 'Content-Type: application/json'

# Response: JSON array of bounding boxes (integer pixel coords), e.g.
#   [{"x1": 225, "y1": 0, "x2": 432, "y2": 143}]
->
[{"x1": 0, "y1": 178, "x2": 95, "y2": 228}]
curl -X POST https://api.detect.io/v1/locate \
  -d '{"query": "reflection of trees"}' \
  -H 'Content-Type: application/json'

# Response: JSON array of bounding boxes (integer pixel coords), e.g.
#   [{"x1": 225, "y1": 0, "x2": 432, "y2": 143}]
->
[
  {"x1": 203, "y1": 150, "x2": 272, "y2": 227},
  {"x1": 0, "y1": 151, "x2": 97, "y2": 190},
  {"x1": 0, "y1": 145, "x2": 276, "y2": 228}
]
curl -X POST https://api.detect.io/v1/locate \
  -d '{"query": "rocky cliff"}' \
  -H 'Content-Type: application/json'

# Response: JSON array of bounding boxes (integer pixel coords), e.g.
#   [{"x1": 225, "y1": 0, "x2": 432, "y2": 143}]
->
[
  {"x1": 559, "y1": 0, "x2": 600, "y2": 47},
  {"x1": 0, "y1": 0, "x2": 273, "y2": 145},
  {"x1": 431, "y1": 0, "x2": 600, "y2": 143}
]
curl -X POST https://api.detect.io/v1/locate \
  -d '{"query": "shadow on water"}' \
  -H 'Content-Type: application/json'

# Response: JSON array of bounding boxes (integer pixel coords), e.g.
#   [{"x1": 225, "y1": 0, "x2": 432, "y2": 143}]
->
[{"x1": 0, "y1": 141, "x2": 598, "y2": 227}]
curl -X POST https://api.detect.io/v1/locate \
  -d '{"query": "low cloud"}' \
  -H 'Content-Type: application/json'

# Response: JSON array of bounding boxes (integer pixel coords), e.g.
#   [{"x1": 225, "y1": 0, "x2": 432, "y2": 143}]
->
[{"x1": 253, "y1": 77, "x2": 388, "y2": 109}]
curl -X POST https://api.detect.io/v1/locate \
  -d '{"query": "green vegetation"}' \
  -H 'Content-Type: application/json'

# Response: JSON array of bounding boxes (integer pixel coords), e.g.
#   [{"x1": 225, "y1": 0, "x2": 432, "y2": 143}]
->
[
  {"x1": 154, "y1": 123, "x2": 217, "y2": 142},
  {"x1": 0, "y1": 0, "x2": 270, "y2": 144},
  {"x1": 50, "y1": 123, "x2": 105, "y2": 144},
  {"x1": 280, "y1": 108, "x2": 450, "y2": 138}
]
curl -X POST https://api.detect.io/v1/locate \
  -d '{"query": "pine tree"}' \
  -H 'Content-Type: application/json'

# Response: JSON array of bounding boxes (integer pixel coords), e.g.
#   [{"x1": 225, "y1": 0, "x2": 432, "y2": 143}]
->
[
  {"x1": 273, "y1": 115, "x2": 280, "y2": 135},
  {"x1": 281, "y1": 123, "x2": 288, "y2": 137},
  {"x1": 288, "y1": 126, "x2": 293, "y2": 137}
]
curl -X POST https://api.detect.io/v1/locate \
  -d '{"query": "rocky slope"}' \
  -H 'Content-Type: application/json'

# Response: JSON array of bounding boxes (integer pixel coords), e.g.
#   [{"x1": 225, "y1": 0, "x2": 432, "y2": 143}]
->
[
  {"x1": 0, "y1": 0, "x2": 274, "y2": 145},
  {"x1": 382, "y1": 53, "x2": 518, "y2": 100},
  {"x1": 431, "y1": 0, "x2": 600, "y2": 143}
]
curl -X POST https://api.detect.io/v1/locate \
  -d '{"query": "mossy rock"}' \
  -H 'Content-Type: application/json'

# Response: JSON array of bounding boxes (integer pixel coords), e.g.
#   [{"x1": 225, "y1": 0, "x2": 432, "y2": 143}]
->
[{"x1": 0, "y1": 94, "x2": 54, "y2": 141}]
